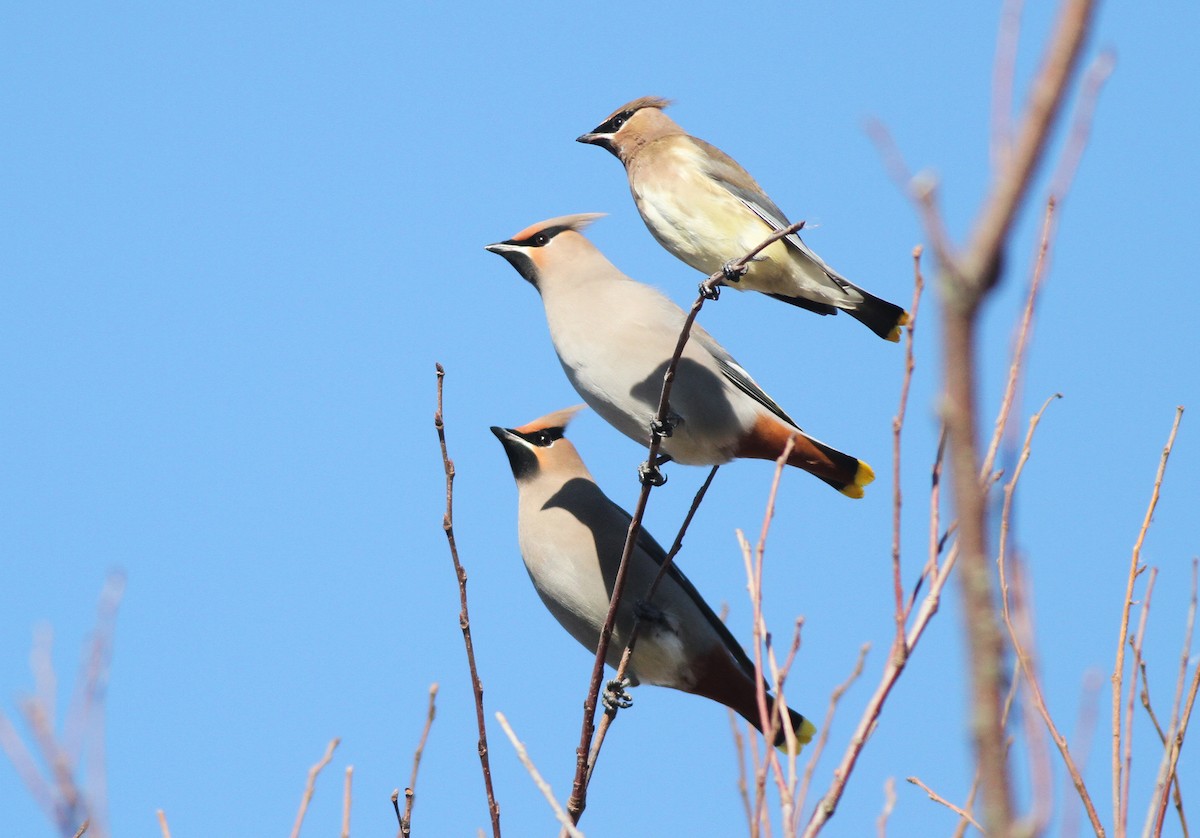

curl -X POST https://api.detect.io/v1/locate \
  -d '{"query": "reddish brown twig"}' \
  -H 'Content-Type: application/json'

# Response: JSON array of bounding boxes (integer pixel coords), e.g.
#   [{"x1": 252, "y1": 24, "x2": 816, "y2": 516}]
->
[
  {"x1": 581, "y1": 466, "x2": 719, "y2": 787},
  {"x1": 496, "y1": 712, "x2": 583, "y2": 838},
  {"x1": 434, "y1": 365, "x2": 501, "y2": 838},
  {"x1": 908, "y1": 775, "x2": 983, "y2": 832},
  {"x1": 289, "y1": 738, "x2": 339, "y2": 838},
  {"x1": 891, "y1": 247, "x2": 925, "y2": 641},
  {"x1": 565, "y1": 222, "x2": 805, "y2": 825},
  {"x1": 398, "y1": 683, "x2": 437, "y2": 838},
  {"x1": 1113, "y1": 406, "x2": 1183, "y2": 832},
  {"x1": 156, "y1": 809, "x2": 171, "y2": 838},
  {"x1": 1144, "y1": 556, "x2": 1199, "y2": 836},
  {"x1": 796, "y1": 643, "x2": 869, "y2": 826},
  {"x1": 878, "y1": 777, "x2": 897, "y2": 838},
  {"x1": 1, "y1": 574, "x2": 125, "y2": 838},
  {"x1": 341, "y1": 766, "x2": 352, "y2": 838}
]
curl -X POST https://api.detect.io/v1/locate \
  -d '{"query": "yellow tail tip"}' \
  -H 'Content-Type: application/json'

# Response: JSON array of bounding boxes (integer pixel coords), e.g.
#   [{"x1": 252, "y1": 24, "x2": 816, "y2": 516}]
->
[
  {"x1": 840, "y1": 459, "x2": 875, "y2": 498},
  {"x1": 775, "y1": 717, "x2": 818, "y2": 753},
  {"x1": 887, "y1": 311, "x2": 912, "y2": 342}
]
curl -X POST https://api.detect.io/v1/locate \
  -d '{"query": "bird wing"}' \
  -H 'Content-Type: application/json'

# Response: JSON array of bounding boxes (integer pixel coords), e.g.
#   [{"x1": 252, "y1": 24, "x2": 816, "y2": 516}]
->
[
  {"x1": 693, "y1": 138, "x2": 851, "y2": 288},
  {"x1": 609, "y1": 500, "x2": 758, "y2": 679},
  {"x1": 690, "y1": 324, "x2": 802, "y2": 430}
]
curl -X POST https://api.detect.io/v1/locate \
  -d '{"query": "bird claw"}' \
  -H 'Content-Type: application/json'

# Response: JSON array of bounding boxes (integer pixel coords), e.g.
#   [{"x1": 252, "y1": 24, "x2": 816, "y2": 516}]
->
[
  {"x1": 721, "y1": 259, "x2": 747, "y2": 284},
  {"x1": 602, "y1": 677, "x2": 633, "y2": 712},
  {"x1": 638, "y1": 460, "x2": 668, "y2": 486},
  {"x1": 699, "y1": 280, "x2": 721, "y2": 300},
  {"x1": 633, "y1": 599, "x2": 667, "y2": 625},
  {"x1": 650, "y1": 416, "x2": 677, "y2": 438}
]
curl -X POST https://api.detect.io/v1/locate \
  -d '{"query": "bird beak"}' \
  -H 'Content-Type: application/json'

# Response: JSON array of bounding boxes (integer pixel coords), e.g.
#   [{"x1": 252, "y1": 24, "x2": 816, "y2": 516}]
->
[
  {"x1": 576, "y1": 132, "x2": 617, "y2": 154},
  {"x1": 485, "y1": 241, "x2": 538, "y2": 286},
  {"x1": 491, "y1": 426, "x2": 538, "y2": 480}
]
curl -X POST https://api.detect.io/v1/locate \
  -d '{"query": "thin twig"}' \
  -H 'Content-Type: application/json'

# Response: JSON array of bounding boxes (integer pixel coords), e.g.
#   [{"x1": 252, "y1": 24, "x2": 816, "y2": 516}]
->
[
  {"x1": 990, "y1": 0, "x2": 1025, "y2": 170},
  {"x1": 342, "y1": 766, "x2": 352, "y2": 838},
  {"x1": 582, "y1": 466, "x2": 719, "y2": 785},
  {"x1": 288, "y1": 737, "x2": 339, "y2": 838},
  {"x1": 1124, "y1": 572, "x2": 1159, "y2": 831},
  {"x1": 1114, "y1": 406, "x2": 1183, "y2": 833},
  {"x1": 156, "y1": 809, "x2": 171, "y2": 838},
  {"x1": 730, "y1": 705, "x2": 754, "y2": 836},
  {"x1": 400, "y1": 683, "x2": 438, "y2": 838},
  {"x1": 496, "y1": 713, "x2": 584, "y2": 838},
  {"x1": 71, "y1": 821, "x2": 89, "y2": 838},
  {"x1": 1063, "y1": 671, "x2": 1105, "y2": 838},
  {"x1": 1138, "y1": 561, "x2": 1196, "y2": 838},
  {"x1": 741, "y1": 437, "x2": 799, "y2": 831},
  {"x1": 997, "y1": 396, "x2": 1104, "y2": 834},
  {"x1": 1049, "y1": 49, "x2": 1117, "y2": 200},
  {"x1": 796, "y1": 644, "x2": 869, "y2": 822},
  {"x1": 434, "y1": 365, "x2": 501, "y2": 838},
  {"x1": 566, "y1": 223, "x2": 804, "y2": 825},
  {"x1": 1144, "y1": 556, "x2": 1200, "y2": 837},
  {"x1": 878, "y1": 777, "x2": 897, "y2": 838},
  {"x1": 981, "y1": 198, "x2": 1057, "y2": 480},
  {"x1": 908, "y1": 776, "x2": 984, "y2": 833},
  {"x1": 892, "y1": 247, "x2": 925, "y2": 640}
]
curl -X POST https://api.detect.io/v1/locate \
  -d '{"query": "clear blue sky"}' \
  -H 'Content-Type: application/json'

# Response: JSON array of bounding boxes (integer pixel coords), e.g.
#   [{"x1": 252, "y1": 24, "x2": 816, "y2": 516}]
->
[{"x1": 3, "y1": 2, "x2": 1197, "y2": 836}]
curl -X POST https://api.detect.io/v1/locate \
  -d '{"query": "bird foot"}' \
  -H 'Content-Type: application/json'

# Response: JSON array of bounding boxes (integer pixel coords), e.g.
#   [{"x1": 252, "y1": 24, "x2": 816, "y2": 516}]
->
[
  {"x1": 633, "y1": 599, "x2": 667, "y2": 625},
  {"x1": 699, "y1": 280, "x2": 721, "y2": 300},
  {"x1": 649, "y1": 415, "x2": 677, "y2": 438},
  {"x1": 721, "y1": 259, "x2": 747, "y2": 283},
  {"x1": 602, "y1": 677, "x2": 633, "y2": 712},
  {"x1": 638, "y1": 460, "x2": 668, "y2": 487}
]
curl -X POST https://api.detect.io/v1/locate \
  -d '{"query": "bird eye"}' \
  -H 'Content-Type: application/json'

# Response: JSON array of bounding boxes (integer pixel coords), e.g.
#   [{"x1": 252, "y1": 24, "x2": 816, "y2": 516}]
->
[
  {"x1": 612, "y1": 116, "x2": 625, "y2": 129},
  {"x1": 535, "y1": 431, "x2": 552, "y2": 446},
  {"x1": 532, "y1": 233, "x2": 550, "y2": 246}
]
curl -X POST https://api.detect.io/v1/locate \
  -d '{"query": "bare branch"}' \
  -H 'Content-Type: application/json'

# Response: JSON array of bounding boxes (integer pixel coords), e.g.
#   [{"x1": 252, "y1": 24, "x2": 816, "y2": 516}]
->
[
  {"x1": 1049, "y1": 50, "x2": 1117, "y2": 200},
  {"x1": 400, "y1": 683, "x2": 438, "y2": 838},
  {"x1": 496, "y1": 712, "x2": 584, "y2": 838},
  {"x1": 341, "y1": 766, "x2": 352, "y2": 838},
  {"x1": 892, "y1": 247, "x2": 926, "y2": 639},
  {"x1": 566, "y1": 223, "x2": 804, "y2": 825},
  {"x1": 796, "y1": 643, "x2": 869, "y2": 823},
  {"x1": 878, "y1": 777, "x2": 897, "y2": 838},
  {"x1": 581, "y1": 466, "x2": 720, "y2": 787},
  {"x1": 156, "y1": 809, "x2": 171, "y2": 838},
  {"x1": 434, "y1": 365, "x2": 501, "y2": 837},
  {"x1": 909, "y1": 776, "x2": 984, "y2": 833},
  {"x1": 288, "y1": 737, "x2": 339, "y2": 838},
  {"x1": 1113, "y1": 406, "x2": 1183, "y2": 831},
  {"x1": 1144, "y1": 557, "x2": 1200, "y2": 837}
]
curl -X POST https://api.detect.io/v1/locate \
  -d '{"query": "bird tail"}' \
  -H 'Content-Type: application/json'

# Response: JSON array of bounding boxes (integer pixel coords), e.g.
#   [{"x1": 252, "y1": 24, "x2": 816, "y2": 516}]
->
[
  {"x1": 787, "y1": 433, "x2": 875, "y2": 499},
  {"x1": 774, "y1": 702, "x2": 817, "y2": 752},
  {"x1": 746, "y1": 696, "x2": 815, "y2": 752},
  {"x1": 844, "y1": 285, "x2": 910, "y2": 342}
]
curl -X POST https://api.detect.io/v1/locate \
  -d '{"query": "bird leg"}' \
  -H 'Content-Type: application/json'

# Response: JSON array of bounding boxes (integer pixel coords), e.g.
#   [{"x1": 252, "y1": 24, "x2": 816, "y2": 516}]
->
[
  {"x1": 602, "y1": 677, "x2": 633, "y2": 711},
  {"x1": 638, "y1": 455, "x2": 670, "y2": 486}
]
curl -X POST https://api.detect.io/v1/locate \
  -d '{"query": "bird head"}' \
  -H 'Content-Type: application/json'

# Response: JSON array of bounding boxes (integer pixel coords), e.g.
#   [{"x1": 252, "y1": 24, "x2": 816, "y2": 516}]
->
[
  {"x1": 491, "y1": 405, "x2": 588, "y2": 482},
  {"x1": 484, "y1": 213, "x2": 606, "y2": 288},
  {"x1": 576, "y1": 96, "x2": 681, "y2": 162}
]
